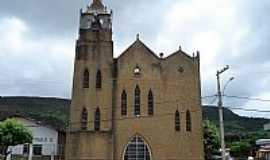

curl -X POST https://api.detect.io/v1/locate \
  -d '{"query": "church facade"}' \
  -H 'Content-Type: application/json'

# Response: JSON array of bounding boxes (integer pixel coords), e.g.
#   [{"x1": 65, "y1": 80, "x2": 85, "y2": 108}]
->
[{"x1": 66, "y1": 0, "x2": 204, "y2": 160}]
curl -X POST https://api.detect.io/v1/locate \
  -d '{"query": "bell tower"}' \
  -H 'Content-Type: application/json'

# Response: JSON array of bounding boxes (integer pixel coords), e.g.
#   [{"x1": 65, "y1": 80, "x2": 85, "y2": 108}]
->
[
  {"x1": 66, "y1": 0, "x2": 114, "y2": 159},
  {"x1": 78, "y1": 0, "x2": 112, "y2": 44}
]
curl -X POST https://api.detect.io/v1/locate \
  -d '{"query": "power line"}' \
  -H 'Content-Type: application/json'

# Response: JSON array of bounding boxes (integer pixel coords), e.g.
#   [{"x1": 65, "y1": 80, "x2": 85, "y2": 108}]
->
[
  {"x1": 201, "y1": 95, "x2": 216, "y2": 99},
  {"x1": 208, "y1": 105, "x2": 270, "y2": 113},
  {"x1": 204, "y1": 94, "x2": 270, "y2": 104},
  {"x1": 209, "y1": 96, "x2": 218, "y2": 104},
  {"x1": 225, "y1": 106, "x2": 270, "y2": 113},
  {"x1": 224, "y1": 95, "x2": 270, "y2": 102}
]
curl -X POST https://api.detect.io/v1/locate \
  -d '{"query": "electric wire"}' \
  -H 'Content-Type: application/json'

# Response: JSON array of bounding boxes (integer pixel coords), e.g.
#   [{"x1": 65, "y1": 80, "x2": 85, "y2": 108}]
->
[
  {"x1": 223, "y1": 95, "x2": 270, "y2": 103},
  {"x1": 206, "y1": 105, "x2": 270, "y2": 113}
]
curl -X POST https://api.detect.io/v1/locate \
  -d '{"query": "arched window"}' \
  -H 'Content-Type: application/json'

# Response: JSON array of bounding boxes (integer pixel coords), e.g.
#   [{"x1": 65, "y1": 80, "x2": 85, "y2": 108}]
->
[
  {"x1": 134, "y1": 85, "x2": 140, "y2": 116},
  {"x1": 96, "y1": 70, "x2": 102, "y2": 89},
  {"x1": 83, "y1": 69, "x2": 89, "y2": 88},
  {"x1": 121, "y1": 90, "x2": 127, "y2": 116},
  {"x1": 186, "y1": 110, "x2": 192, "y2": 132},
  {"x1": 175, "y1": 110, "x2": 180, "y2": 131},
  {"x1": 148, "y1": 89, "x2": 154, "y2": 115},
  {"x1": 123, "y1": 135, "x2": 151, "y2": 160},
  {"x1": 94, "y1": 108, "x2": 100, "y2": 131},
  {"x1": 81, "y1": 108, "x2": 88, "y2": 130}
]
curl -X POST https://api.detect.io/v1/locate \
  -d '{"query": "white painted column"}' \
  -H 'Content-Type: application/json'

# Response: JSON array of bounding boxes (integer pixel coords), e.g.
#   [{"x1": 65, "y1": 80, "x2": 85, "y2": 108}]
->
[
  {"x1": 51, "y1": 144, "x2": 55, "y2": 160},
  {"x1": 7, "y1": 147, "x2": 12, "y2": 160},
  {"x1": 28, "y1": 144, "x2": 33, "y2": 160}
]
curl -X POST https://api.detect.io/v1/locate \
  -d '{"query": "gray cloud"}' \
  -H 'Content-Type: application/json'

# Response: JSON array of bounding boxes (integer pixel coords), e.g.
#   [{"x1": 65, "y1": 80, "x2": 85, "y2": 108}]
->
[
  {"x1": 0, "y1": 0, "x2": 270, "y2": 117},
  {"x1": 0, "y1": 0, "x2": 85, "y2": 36}
]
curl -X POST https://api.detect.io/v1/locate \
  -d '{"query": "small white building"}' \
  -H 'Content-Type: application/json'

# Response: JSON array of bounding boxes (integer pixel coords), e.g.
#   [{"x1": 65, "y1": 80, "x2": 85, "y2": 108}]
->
[
  {"x1": 264, "y1": 123, "x2": 270, "y2": 131},
  {"x1": 6, "y1": 116, "x2": 65, "y2": 160}
]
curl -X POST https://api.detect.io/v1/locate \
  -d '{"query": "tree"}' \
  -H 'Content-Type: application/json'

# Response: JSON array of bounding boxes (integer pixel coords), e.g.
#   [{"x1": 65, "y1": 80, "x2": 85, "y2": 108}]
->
[
  {"x1": 203, "y1": 120, "x2": 220, "y2": 160},
  {"x1": 0, "y1": 119, "x2": 33, "y2": 160},
  {"x1": 229, "y1": 141, "x2": 251, "y2": 158}
]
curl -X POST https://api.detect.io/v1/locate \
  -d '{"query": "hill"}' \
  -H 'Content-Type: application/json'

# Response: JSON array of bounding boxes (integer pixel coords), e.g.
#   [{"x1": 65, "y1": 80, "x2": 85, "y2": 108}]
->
[
  {"x1": 0, "y1": 96, "x2": 269, "y2": 134},
  {"x1": 203, "y1": 105, "x2": 270, "y2": 134},
  {"x1": 0, "y1": 96, "x2": 69, "y2": 131}
]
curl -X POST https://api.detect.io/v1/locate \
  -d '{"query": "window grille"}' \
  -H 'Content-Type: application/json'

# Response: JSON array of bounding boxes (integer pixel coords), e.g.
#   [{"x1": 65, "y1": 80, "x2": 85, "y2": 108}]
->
[
  {"x1": 81, "y1": 108, "x2": 88, "y2": 130},
  {"x1": 95, "y1": 108, "x2": 101, "y2": 131},
  {"x1": 134, "y1": 85, "x2": 140, "y2": 116},
  {"x1": 175, "y1": 110, "x2": 180, "y2": 131},
  {"x1": 124, "y1": 135, "x2": 151, "y2": 160},
  {"x1": 33, "y1": 144, "x2": 42, "y2": 155},
  {"x1": 23, "y1": 144, "x2": 29, "y2": 155}
]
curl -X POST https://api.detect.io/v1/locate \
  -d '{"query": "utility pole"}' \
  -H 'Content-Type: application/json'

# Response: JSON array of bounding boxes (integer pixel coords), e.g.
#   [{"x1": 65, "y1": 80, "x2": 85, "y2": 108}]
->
[{"x1": 216, "y1": 65, "x2": 229, "y2": 160}]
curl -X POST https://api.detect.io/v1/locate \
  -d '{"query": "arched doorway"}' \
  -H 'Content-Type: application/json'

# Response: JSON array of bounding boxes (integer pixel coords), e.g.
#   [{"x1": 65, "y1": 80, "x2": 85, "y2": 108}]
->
[{"x1": 123, "y1": 135, "x2": 151, "y2": 160}]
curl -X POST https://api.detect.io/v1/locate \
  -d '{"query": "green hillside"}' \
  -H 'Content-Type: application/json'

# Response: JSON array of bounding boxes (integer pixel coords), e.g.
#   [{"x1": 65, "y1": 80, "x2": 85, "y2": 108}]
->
[
  {"x1": 203, "y1": 105, "x2": 270, "y2": 134},
  {"x1": 0, "y1": 96, "x2": 69, "y2": 131},
  {"x1": 0, "y1": 97, "x2": 269, "y2": 134}
]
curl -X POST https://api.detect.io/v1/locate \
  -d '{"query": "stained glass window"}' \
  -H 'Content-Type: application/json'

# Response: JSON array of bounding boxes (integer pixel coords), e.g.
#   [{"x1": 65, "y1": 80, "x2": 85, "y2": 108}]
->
[{"x1": 124, "y1": 135, "x2": 151, "y2": 160}]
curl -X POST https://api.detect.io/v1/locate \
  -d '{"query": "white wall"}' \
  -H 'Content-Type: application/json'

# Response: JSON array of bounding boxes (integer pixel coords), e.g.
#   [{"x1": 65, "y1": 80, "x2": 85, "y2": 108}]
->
[
  {"x1": 264, "y1": 123, "x2": 270, "y2": 131},
  {"x1": 9, "y1": 117, "x2": 58, "y2": 157}
]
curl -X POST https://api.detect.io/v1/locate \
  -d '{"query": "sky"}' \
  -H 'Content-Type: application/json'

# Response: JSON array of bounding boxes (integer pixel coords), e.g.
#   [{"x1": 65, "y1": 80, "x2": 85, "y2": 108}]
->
[{"x1": 0, "y1": 0, "x2": 270, "y2": 118}]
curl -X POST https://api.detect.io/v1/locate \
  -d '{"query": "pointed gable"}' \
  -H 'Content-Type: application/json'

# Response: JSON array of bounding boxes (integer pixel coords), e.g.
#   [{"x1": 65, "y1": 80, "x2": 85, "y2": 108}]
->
[
  {"x1": 162, "y1": 48, "x2": 199, "y2": 80},
  {"x1": 162, "y1": 48, "x2": 199, "y2": 73},
  {"x1": 116, "y1": 38, "x2": 162, "y2": 81},
  {"x1": 117, "y1": 39, "x2": 160, "y2": 61},
  {"x1": 165, "y1": 49, "x2": 195, "y2": 63}
]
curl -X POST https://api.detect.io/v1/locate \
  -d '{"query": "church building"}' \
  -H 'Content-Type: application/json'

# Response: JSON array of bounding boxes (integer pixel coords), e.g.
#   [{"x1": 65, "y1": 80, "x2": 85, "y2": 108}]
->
[{"x1": 66, "y1": 0, "x2": 204, "y2": 159}]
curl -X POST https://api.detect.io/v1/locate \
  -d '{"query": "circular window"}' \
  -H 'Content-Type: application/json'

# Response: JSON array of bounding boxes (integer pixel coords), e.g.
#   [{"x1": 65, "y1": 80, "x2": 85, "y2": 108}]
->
[
  {"x1": 178, "y1": 66, "x2": 184, "y2": 73},
  {"x1": 134, "y1": 66, "x2": 141, "y2": 75}
]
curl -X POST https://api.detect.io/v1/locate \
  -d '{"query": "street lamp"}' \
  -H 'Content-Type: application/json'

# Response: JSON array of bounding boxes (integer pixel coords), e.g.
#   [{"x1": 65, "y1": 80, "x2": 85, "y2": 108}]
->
[
  {"x1": 222, "y1": 77, "x2": 235, "y2": 96},
  {"x1": 216, "y1": 65, "x2": 230, "y2": 160}
]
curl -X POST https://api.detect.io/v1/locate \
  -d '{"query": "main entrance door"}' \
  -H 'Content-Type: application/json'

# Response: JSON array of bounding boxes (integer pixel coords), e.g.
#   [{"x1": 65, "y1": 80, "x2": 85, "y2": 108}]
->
[{"x1": 123, "y1": 135, "x2": 151, "y2": 160}]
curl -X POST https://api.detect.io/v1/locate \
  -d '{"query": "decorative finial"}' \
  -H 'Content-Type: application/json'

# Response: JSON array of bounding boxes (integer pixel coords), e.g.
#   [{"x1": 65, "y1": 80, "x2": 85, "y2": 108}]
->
[
  {"x1": 179, "y1": 45, "x2": 182, "y2": 51},
  {"x1": 196, "y1": 50, "x2": 200, "y2": 55},
  {"x1": 136, "y1": 33, "x2": 140, "y2": 40},
  {"x1": 159, "y1": 52, "x2": 164, "y2": 59}
]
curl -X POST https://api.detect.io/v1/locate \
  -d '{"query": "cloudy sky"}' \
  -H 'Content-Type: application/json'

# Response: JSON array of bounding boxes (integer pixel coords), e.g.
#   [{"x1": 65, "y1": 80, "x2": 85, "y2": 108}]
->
[{"x1": 0, "y1": 0, "x2": 270, "y2": 118}]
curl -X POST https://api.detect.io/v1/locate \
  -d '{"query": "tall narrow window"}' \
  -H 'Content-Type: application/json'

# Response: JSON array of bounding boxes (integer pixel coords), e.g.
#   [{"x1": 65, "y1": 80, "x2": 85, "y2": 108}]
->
[
  {"x1": 148, "y1": 89, "x2": 154, "y2": 115},
  {"x1": 186, "y1": 110, "x2": 192, "y2": 132},
  {"x1": 95, "y1": 108, "x2": 101, "y2": 131},
  {"x1": 121, "y1": 90, "x2": 127, "y2": 116},
  {"x1": 83, "y1": 69, "x2": 89, "y2": 88},
  {"x1": 81, "y1": 108, "x2": 88, "y2": 130},
  {"x1": 96, "y1": 70, "x2": 102, "y2": 89},
  {"x1": 175, "y1": 110, "x2": 180, "y2": 131},
  {"x1": 134, "y1": 85, "x2": 140, "y2": 116}
]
